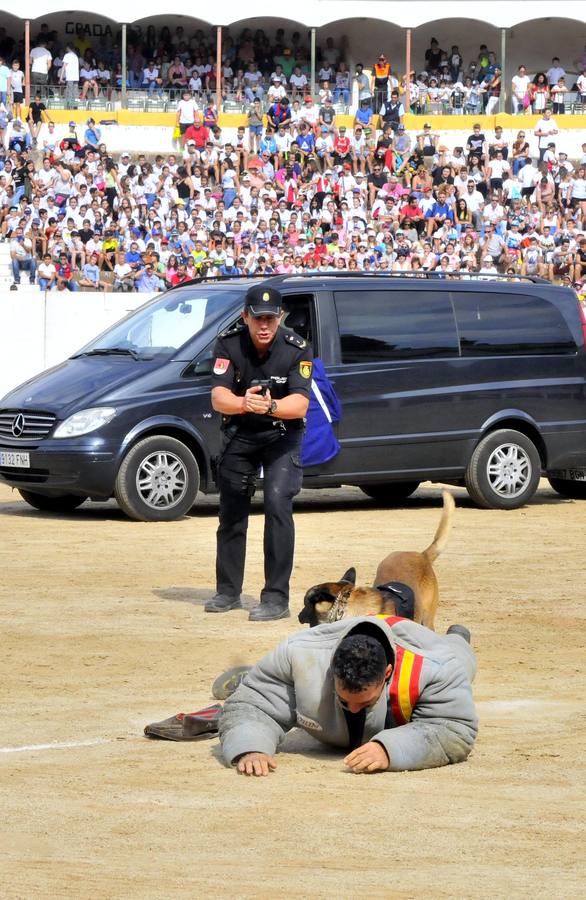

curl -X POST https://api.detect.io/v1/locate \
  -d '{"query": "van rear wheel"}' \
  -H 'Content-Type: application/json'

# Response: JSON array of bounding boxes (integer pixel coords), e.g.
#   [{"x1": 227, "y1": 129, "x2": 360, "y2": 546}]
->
[
  {"x1": 115, "y1": 435, "x2": 199, "y2": 522},
  {"x1": 18, "y1": 490, "x2": 87, "y2": 513},
  {"x1": 360, "y1": 482, "x2": 420, "y2": 504},
  {"x1": 465, "y1": 429, "x2": 541, "y2": 509},
  {"x1": 547, "y1": 477, "x2": 586, "y2": 500}
]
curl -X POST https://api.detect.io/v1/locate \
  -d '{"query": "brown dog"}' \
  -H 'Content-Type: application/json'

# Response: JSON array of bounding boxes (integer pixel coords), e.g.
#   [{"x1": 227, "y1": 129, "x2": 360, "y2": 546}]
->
[{"x1": 298, "y1": 491, "x2": 455, "y2": 630}]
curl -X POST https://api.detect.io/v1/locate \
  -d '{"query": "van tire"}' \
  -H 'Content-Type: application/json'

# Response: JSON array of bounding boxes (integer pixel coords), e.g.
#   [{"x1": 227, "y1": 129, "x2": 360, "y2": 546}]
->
[
  {"x1": 547, "y1": 477, "x2": 586, "y2": 500},
  {"x1": 18, "y1": 490, "x2": 87, "y2": 513},
  {"x1": 360, "y1": 482, "x2": 420, "y2": 504},
  {"x1": 115, "y1": 435, "x2": 199, "y2": 522},
  {"x1": 465, "y1": 429, "x2": 541, "y2": 509}
]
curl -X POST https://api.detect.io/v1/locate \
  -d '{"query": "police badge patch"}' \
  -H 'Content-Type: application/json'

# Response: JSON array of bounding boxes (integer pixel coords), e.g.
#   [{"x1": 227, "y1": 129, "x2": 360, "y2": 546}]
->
[
  {"x1": 213, "y1": 358, "x2": 230, "y2": 375},
  {"x1": 299, "y1": 361, "x2": 313, "y2": 378}
]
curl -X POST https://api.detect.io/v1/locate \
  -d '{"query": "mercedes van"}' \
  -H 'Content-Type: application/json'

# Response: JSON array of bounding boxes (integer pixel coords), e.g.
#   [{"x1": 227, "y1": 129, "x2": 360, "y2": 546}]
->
[{"x1": 1, "y1": 274, "x2": 585, "y2": 520}]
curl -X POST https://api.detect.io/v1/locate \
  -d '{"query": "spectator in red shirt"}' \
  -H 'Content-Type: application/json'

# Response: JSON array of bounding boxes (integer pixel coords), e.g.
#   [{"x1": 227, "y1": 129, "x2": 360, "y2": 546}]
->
[
  {"x1": 333, "y1": 126, "x2": 352, "y2": 166},
  {"x1": 400, "y1": 194, "x2": 426, "y2": 235},
  {"x1": 183, "y1": 117, "x2": 209, "y2": 149}
]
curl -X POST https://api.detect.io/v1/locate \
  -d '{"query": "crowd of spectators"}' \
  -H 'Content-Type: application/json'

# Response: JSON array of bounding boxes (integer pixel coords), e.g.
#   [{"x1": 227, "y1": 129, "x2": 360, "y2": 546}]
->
[
  {"x1": 1, "y1": 25, "x2": 586, "y2": 115},
  {"x1": 2, "y1": 101, "x2": 586, "y2": 293}
]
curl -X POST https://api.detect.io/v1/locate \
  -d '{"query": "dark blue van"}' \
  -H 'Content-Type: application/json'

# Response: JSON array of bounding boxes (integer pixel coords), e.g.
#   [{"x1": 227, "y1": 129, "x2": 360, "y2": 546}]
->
[{"x1": 1, "y1": 274, "x2": 585, "y2": 520}]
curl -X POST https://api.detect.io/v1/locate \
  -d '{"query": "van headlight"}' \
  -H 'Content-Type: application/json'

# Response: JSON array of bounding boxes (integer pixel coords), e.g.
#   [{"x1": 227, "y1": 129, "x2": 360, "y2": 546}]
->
[{"x1": 53, "y1": 407, "x2": 117, "y2": 438}]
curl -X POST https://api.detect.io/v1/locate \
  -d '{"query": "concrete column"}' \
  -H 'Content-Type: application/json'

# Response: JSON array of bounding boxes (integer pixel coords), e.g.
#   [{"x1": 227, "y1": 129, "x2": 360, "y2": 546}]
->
[
  {"x1": 310, "y1": 28, "x2": 316, "y2": 98},
  {"x1": 24, "y1": 20, "x2": 30, "y2": 107},
  {"x1": 216, "y1": 26, "x2": 222, "y2": 113},
  {"x1": 500, "y1": 27, "x2": 507, "y2": 113},
  {"x1": 405, "y1": 28, "x2": 411, "y2": 109},
  {"x1": 121, "y1": 23, "x2": 127, "y2": 107}
]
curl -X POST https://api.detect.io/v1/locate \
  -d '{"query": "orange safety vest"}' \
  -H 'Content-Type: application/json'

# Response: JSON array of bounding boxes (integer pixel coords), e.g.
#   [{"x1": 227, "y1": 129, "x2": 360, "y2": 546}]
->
[
  {"x1": 373, "y1": 614, "x2": 424, "y2": 724},
  {"x1": 374, "y1": 63, "x2": 391, "y2": 80}
]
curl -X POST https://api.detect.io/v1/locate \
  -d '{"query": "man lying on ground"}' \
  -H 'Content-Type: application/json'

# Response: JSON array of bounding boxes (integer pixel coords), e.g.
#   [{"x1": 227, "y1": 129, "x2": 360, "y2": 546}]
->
[{"x1": 145, "y1": 615, "x2": 478, "y2": 776}]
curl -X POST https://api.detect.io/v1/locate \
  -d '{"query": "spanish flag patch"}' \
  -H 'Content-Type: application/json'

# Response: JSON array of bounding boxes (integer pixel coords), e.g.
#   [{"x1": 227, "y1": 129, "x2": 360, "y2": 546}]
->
[
  {"x1": 388, "y1": 645, "x2": 424, "y2": 725},
  {"x1": 299, "y1": 361, "x2": 313, "y2": 379}
]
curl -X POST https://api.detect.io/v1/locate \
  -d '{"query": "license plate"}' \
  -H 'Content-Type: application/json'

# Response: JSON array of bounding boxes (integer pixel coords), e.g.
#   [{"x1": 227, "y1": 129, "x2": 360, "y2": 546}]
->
[
  {"x1": 549, "y1": 468, "x2": 586, "y2": 482},
  {"x1": 0, "y1": 450, "x2": 30, "y2": 468}
]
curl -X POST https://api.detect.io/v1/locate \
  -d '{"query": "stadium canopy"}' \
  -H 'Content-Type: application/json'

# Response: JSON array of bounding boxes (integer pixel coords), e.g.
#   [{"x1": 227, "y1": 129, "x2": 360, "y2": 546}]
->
[{"x1": 9, "y1": 0, "x2": 586, "y2": 27}]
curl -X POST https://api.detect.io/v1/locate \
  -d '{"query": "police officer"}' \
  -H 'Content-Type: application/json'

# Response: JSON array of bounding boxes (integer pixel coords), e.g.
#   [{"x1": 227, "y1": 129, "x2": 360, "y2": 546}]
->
[{"x1": 205, "y1": 284, "x2": 313, "y2": 621}]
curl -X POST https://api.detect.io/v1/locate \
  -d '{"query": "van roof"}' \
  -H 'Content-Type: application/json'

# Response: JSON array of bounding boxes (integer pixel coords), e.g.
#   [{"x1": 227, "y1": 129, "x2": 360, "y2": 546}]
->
[{"x1": 187, "y1": 272, "x2": 551, "y2": 289}]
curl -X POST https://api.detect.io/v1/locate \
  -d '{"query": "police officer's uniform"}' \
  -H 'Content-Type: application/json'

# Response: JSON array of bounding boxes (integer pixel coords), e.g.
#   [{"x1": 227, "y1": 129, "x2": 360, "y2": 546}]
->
[{"x1": 206, "y1": 285, "x2": 313, "y2": 621}]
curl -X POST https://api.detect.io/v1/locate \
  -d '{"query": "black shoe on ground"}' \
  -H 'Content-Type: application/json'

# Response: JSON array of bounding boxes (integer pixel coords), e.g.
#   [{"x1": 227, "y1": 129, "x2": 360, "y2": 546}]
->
[
  {"x1": 144, "y1": 704, "x2": 222, "y2": 741},
  {"x1": 248, "y1": 601, "x2": 290, "y2": 622},
  {"x1": 204, "y1": 594, "x2": 243, "y2": 613},
  {"x1": 10, "y1": 283, "x2": 18, "y2": 291},
  {"x1": 446, "y1": 624, "x2": 471, "y2": 644}
]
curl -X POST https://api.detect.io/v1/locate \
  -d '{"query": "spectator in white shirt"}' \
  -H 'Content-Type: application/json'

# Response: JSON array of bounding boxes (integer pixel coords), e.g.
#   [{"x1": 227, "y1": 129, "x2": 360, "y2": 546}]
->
[
  {"x1": 80, "y1": 65, "x2": 100, "y2": 100},
  {"x1": 511, "y1": 65, "x2": 530, "y2": 115},
  {"x1": 142, "y1": 61, "x2": 164, "y2": 96},
  {"x1": 577, "y1": 68, "x2": 586, "y2": 102},
  {"x1": 289, "y1": 66, "x2": 308, "y2": 97},
  {"x1": 519, "y1": 159, "x2": 540, "y2": 198},
  {"x1": 38, "y1": 254, "x2": 57, "y2": 290},
  {"x1": 60, "y1": 46, "x2": 80, "y2": 109},
  {"x1": 243, "y1": 63, "x2": 263, "y2": 101},
  {"x1": 534, "y1": 109, "x2": 559, "y2": 161},
  {"x1": 546, "y1": 58, "x2": 566, "y2": 87},
  {"x1": 175, "y1": 90, "x2": 199, "y2": 135},
  {"x1": 30, "y1": 40, "x2": 52, "y2": 86}
]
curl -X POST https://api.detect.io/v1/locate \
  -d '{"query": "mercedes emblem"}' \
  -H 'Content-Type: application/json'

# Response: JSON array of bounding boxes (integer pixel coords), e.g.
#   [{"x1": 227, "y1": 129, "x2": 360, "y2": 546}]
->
[{"x1": 11, "y1": 414, "x2": 25, "y2": 438}]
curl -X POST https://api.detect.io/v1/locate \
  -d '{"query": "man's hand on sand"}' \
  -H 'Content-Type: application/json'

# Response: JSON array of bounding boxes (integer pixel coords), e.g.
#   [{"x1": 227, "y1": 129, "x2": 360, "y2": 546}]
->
[
  {"x1": 236, "y1": 752, "x2": 277, "y2": 776},
  {"x1": 344, "y1": 741, "x2": 389, "y2": 774}
]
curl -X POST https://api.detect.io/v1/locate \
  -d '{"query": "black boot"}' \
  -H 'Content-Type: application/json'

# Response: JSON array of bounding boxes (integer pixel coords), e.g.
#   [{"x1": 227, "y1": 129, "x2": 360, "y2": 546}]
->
[
  {"x1": 446, "y1": 624, "x2": 471, "y2": 644},
  {"x1": 212, "y1": 665, "x2": 251, "y2": 700},
  {"x1": 248, "y1": 600, "x2": 290, "y2": 621},
  {"x1": 204, "y1": 594, "x2": 243, "y2": 613}
]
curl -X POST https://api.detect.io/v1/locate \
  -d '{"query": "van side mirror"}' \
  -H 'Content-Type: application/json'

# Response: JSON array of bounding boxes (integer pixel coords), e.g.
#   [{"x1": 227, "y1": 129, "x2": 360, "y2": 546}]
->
[
  {"x1": 193, "y1": 355, "x2": 213, "y2": 376},
  {"x1": 183, "y1": 351, "x2": 213, "y2": 377}
]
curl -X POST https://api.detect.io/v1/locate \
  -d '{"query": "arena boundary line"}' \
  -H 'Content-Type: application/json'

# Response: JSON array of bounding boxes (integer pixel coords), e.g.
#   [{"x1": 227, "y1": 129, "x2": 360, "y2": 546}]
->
[{"x1": 0, "y1": 738, "x2": 111, "y2": 754}]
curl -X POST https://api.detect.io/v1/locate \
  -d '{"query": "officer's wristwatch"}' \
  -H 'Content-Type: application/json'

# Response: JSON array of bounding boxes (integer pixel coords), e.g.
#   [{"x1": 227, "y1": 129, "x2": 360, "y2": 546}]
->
[{"x1": 268, "y1": 399, "x2": 278, "y2": 416}]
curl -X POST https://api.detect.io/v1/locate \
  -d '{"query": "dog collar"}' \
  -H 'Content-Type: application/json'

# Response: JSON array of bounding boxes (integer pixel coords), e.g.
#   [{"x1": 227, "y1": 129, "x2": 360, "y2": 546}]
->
[{"x1": 326, "y1": 590, "x2": 348, "y2": 623}]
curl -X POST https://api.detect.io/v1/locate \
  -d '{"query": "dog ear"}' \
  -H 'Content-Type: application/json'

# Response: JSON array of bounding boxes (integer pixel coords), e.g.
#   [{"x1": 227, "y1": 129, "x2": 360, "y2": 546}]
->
[{"x1": 340, "y1": 567, "x2": 356, "y2": 585}]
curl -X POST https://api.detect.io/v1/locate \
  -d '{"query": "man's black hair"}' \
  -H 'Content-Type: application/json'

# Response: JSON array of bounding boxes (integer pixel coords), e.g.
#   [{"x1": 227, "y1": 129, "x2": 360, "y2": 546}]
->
[{"x1": 332, "y1": 635, "x2": 388, "y2": 692}]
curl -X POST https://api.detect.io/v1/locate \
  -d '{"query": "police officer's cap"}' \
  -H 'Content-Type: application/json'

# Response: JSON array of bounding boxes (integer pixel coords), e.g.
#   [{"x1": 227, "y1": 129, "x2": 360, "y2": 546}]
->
[{"x1": 244, "y1": 285, "x2": 283, "y2": 317}]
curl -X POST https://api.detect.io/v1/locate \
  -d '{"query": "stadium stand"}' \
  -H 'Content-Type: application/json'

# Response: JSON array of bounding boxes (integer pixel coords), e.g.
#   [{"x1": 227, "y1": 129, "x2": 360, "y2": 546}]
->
[{"x1": 1, "y1": 20, "x2": 586, "y2": 294}]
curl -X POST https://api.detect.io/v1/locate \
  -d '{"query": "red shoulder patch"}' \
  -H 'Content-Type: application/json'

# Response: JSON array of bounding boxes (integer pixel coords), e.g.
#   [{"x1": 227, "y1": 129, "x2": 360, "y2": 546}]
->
[{"x1": 213, "y1": 358, "x2": 230, "y2": 375}]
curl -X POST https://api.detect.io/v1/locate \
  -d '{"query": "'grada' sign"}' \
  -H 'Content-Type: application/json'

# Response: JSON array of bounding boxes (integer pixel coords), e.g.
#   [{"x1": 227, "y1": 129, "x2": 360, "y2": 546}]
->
[{"x1": 65, "y1": 22, "x2": 113, "y2": 38}]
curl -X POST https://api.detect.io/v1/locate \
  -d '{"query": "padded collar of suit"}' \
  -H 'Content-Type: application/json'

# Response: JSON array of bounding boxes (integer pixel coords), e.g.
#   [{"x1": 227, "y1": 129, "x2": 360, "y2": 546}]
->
[{"x1": 338, "y1": 615, "x2": 395, "y2": 666}]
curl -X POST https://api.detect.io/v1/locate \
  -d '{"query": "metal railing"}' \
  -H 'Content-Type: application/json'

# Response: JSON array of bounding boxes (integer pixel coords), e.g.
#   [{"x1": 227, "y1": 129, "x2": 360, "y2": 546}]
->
[{"x1": 23, "y1": 83, "x2": 586, "y2": 115}]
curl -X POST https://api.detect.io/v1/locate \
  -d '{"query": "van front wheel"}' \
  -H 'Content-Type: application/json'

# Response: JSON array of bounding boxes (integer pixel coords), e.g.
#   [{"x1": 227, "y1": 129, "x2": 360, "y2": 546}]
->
[
  {"x1": 465, "y1": 429, "x2": 541, "y2": 510},
  {"x1": 115, "y1": 435, "x2": 199, "y2": 521}
]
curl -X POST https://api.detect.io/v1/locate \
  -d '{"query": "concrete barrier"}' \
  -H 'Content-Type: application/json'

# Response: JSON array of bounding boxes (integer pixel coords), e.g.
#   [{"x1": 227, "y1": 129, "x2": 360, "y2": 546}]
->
[{"x1": 0, "y1": 291, "x2": 151, "y2": 400}]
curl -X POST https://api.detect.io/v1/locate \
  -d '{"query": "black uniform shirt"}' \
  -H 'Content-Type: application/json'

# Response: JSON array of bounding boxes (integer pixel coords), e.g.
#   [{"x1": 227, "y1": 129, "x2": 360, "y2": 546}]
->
[{"x1": 211, "y1": 324, "x2": 313, "y2": 432}]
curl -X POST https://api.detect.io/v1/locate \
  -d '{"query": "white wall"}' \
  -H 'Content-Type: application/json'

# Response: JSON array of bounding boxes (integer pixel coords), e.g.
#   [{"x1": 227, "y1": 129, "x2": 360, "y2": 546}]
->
[{"x1": 0, "y1": 291, "x2": 150, "y2": 400}]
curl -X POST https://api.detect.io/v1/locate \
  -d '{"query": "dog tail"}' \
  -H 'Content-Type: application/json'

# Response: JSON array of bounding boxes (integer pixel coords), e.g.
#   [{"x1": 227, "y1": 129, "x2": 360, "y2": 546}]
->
[{"x1": 423, "y1": 490, "x2": 455, "y2": 562}]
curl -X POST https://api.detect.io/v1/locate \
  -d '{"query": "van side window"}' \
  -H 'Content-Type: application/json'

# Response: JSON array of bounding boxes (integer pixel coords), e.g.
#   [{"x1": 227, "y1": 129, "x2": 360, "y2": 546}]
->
[
  {"x1": 334, "y1": 290, "x2": 458, "y2": 363},
  {"x1": 452, "y1": 292, "x2": 577, "y2": 355},
  {"x1": 281, "y1": 294, "x2": 315, "y2": 349}
]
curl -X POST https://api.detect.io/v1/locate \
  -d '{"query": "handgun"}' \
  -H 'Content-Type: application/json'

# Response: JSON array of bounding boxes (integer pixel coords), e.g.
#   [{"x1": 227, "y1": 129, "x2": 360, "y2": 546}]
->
[{"x1": 250, "y1": 378, "x2": 271, "y2": 396}]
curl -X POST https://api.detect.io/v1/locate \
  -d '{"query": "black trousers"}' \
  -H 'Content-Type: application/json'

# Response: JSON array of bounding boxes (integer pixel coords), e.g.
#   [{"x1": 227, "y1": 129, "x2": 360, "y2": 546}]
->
[{"x1": 216, "y1": 428, "x2": 303, "y2": 606}]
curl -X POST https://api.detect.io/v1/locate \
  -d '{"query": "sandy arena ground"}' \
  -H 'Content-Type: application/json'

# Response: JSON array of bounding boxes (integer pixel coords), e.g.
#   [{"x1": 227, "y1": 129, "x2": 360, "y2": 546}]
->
[{"x1": 1, "y1": 479, "x2": 585, "y2": 899}]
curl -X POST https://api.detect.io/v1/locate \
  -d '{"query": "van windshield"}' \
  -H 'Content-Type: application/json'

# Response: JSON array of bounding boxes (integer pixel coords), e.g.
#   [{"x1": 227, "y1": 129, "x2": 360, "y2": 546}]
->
[{"x1": 74, "y1": 286, "x2": 244, "y2": 360}]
